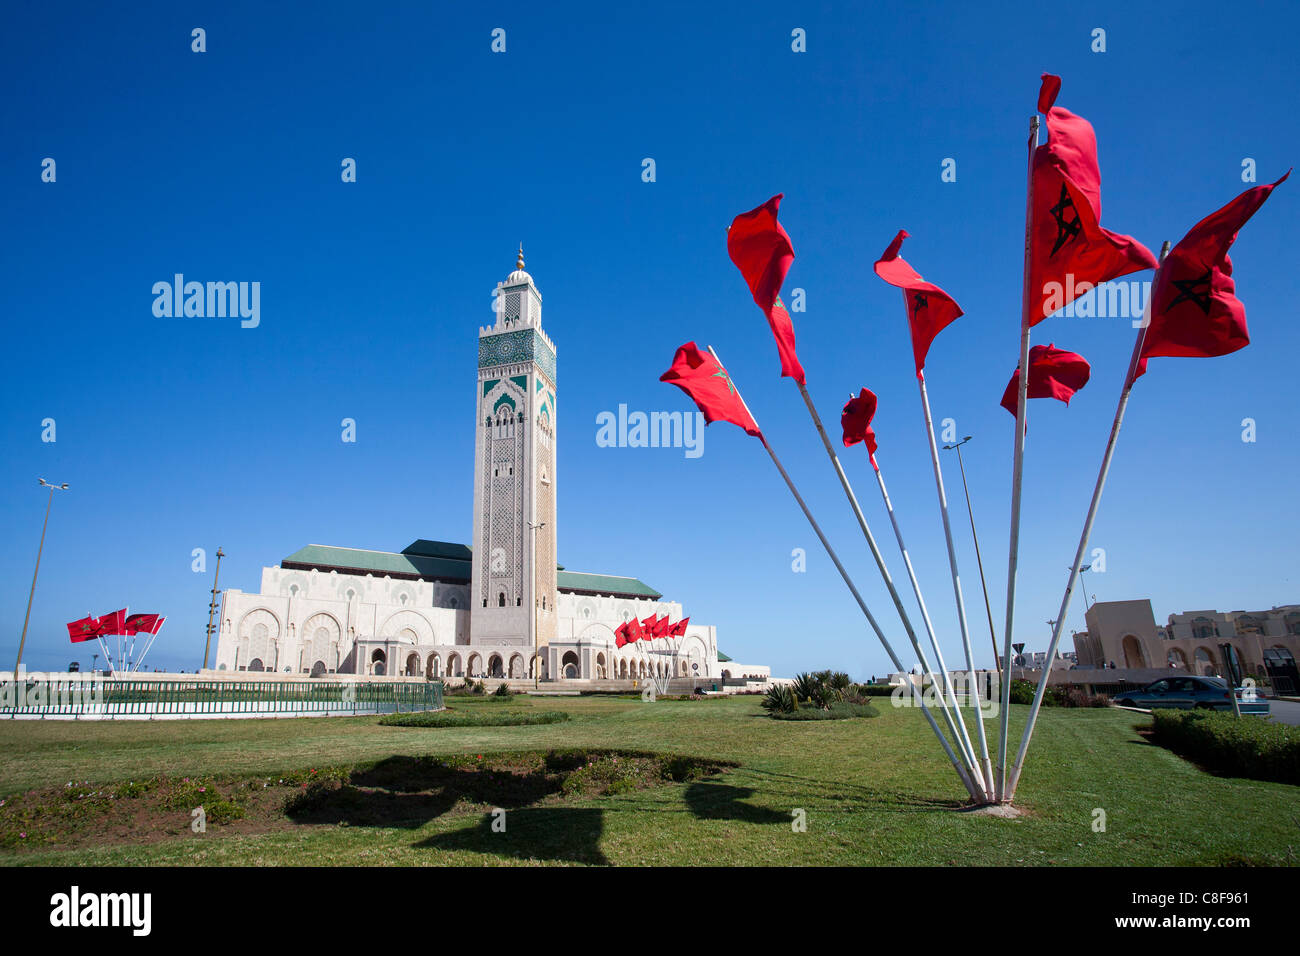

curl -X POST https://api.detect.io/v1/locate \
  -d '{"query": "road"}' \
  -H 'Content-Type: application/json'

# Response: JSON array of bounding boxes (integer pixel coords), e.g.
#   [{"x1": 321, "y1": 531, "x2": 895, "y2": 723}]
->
[{"x1": 1267, "y1": 698, "x2": 1300, "y2": 726}]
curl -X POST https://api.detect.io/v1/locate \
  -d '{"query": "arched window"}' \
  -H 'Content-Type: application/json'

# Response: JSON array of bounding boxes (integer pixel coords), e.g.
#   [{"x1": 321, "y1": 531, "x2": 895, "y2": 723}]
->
[
  {"x1": 1236, "y1": 615, "x2": 1264, "y2": 636},
  {"x1": 498, "y1": 592, "x2": 506, "y2": 608}
]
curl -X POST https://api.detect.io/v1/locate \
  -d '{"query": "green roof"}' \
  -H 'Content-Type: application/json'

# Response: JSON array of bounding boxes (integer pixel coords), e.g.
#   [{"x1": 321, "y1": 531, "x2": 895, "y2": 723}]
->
[
  {"x1": 556, "y1": 570, "x2": 661, "y2": 600},
  {"x1": 282, "y1": 544, "x2": 470, "y2": 582},
  {"x1": 402, "y1": 540, "x2": 473, "y2": 561},
  {"x1": 281, "y1": 542, "x2": 661, "y2": 599},
  {"x1": 717, "y1": 651, "x2": 732, "y2": 662}
]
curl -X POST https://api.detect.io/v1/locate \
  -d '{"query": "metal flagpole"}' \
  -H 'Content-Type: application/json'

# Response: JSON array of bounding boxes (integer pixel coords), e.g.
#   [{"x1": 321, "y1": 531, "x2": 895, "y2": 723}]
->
[
  {"x1": 1007, "y1": 241, "x2": 1171, "y2": 801},
  {"x1": 873, "y1": 441, "x2": 993, "y2": 795},
  {"x1": 913, "y1": 370, "x2": 994, "y2": 791},
  {"x1": 16, "y1": 480, "x2": 68, "y2": 679},
  {"x1": 710, "y1": 347, "x2": 983, "y2": 802},
  {"x1": 946, "y1": 438, "x2": 1001, "y2": 676},
  {"x1": 998, "y1": 113, "x2": 1040, "y2": 802},
  {"x1": 795, "y1": 382, "x2": 985, "y2": 792}
]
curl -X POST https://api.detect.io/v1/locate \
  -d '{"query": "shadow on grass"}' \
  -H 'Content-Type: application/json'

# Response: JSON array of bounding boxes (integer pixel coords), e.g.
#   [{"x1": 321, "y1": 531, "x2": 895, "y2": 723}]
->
[
  {"x1": 286, "y1": 755, "x2": 563, "y2": 830},
  {"x1": 418, "y1": 807, "x2": 608, "y2": 864},
  {"x1": 737, "y1": 767, "x2": 965, "y2": 812},
  {"x1": 682, "y1": 781, "x2": 790, "y2": 824}
]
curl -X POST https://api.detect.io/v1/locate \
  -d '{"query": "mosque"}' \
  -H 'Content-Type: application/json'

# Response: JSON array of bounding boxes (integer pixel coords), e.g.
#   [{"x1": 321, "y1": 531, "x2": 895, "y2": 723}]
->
[{"x1": 210, "y1": 251, "x2": 769, "y2": 686}]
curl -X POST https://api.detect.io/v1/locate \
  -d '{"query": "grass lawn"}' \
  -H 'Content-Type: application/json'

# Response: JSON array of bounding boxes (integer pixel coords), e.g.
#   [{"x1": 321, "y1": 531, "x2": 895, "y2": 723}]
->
[{"x1": 0, "y1": 693, "x2": 1295, "y2": 866}]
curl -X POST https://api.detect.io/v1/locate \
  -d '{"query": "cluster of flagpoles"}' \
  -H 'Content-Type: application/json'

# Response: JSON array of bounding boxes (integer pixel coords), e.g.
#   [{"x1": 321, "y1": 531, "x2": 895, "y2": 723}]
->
[
  {"x1": 659, "y1": 72, "x2": 1286, "y2": 806},
  {"x1": 67, "y1": 609, "x2": 167, "y2": 675},
  {"x1": 614, "y1": 613, "x2": 688, "y2": 696}
]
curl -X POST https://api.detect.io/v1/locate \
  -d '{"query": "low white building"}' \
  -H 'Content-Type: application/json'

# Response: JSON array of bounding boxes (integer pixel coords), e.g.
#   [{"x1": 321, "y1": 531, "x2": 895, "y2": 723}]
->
[{"x1": 212, "y1": 251, "x2": 762, "y2": 686}]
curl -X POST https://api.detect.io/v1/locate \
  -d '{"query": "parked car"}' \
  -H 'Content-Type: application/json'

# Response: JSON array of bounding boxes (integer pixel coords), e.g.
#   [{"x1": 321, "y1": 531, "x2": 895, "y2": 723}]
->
[{"x1": 1113, "y1": 676, "x2": 1269, "y2": 715}]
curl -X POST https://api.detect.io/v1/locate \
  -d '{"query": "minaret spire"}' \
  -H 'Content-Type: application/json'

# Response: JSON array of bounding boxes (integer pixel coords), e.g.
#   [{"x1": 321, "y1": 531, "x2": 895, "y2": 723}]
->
[{"x1": 516, "y1": 244, "x2": 525, "y2": 271}]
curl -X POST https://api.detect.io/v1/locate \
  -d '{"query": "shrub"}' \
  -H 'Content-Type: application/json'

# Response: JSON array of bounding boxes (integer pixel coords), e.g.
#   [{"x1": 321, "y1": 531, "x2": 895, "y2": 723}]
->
[
  {"x1": 788, "y1": 671, "x2": 851, "y2": 711},
  {"x1": 1150, "y1": 709, "x2": 1300, "y2": 785},
  {"x1": 1008, "y1": 679, "x2": 1036, "y2": 705},
  {"x1": 762, "y1": 684, "x2": 795, "y2": 714},
  {"x1": 493, "y1": 682, "x2": 513, "y2": 698},
  {"x1": 770, "y1": 701, "x2": 877, "y2": 722},
  {"x1": 470, "y1": 680, "x2": 487, "y2": 696},
  {"x1": 378, "y1": 710, "x2": 569, "y2": 728},
  {"x1": 790, "y1": 673, "x2": 820, "y2": 705}
]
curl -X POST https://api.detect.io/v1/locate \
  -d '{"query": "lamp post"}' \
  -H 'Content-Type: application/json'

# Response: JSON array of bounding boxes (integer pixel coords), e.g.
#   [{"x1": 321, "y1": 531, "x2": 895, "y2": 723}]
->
[
  {"x1": 15, "y1": 479, "x2": 70, "y2": 680},
  {"x1": 1075, "y1": 564, "x2": 1094, "y2": 633},
  {"x1": 202, "y1": 547, "x2": 225, "y2": 670},
  {"x1": 942, "y1": 436, "x2": 999, "y2": 671},
  {"x1": 528, "y1": 520, "x2": 545, "y2": 689}
]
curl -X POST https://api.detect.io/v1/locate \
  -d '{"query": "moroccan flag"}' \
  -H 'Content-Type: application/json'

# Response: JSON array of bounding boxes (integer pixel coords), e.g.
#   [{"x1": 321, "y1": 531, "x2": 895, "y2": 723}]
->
[
  {"x1": 67, "y1": 615, "x2": 103, "y2": 643},
  {"x1": 874, "y1": 231, "x2": 964, "y2": 375},
  {"x1": 1029, "y1": 74, "x2": 1157, "y2": 323},
  {"x1": 1000, "y1": 344, "x2": 1091, "y2": 415},
  {"x1": 654, "y1": 615, "x2": 671, "y2": 638},
  {"x1": 614, "y1": 621, "x2": 629, "y2": 648},
  {"x1": 671, "y1": 617, "x2": 690, "y2": 637},
  {"x1": 626, "y1": 617, "x2": 645, "y2": 643},
  {"x1": 97, "y1": 608, "x2": 128, "y2": 636},
  {"x1": 1135, "y1": 171, "x2": 1289, "y2": 380},
  {"x1": 660, "y1": 342, "x2": 762, "y2": 438},
  {"x1": 641, "y1": 614, "x2": 660, "y2": 638},
  {"x1": 727, "y1": 194, "x2": 806, "y2": 385},
  {"x1": 124, "y1": 613, "x2": 165, "y2": 636},
  {"x1": 841, "y1": 388, "x2": 880, "y2": 461}
]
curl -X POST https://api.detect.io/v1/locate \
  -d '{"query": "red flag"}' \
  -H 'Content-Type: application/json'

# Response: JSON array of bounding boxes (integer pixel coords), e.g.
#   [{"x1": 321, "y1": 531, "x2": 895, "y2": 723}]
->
[
  {"x1": 67, "y1": 615, "x2": 103, "y2": 643},
  {"x1": 727, "y1": 194, "x2": 806, "y2": 385},
  {"x1": 123, "y1": 613, "x2": 165, "y2": 636},
  {"x1": 874, "y1": 231, "x2": 964, "y2": 375},
  {"x1": 1000, "y1": 343, "x2": 1091, "y2": 415},
  {"x1": 626, "y1": 617, "x2": 645, "y2": 643},
  {"x1": 97, "y1": 608, "x2": 127, "y2": 636},
  {"x1": 671, "y1": 617, "x2": 690, "y2": 637},
  {"x1": 654, "y1": 615, "x2": 671, "y2": 638},
  {"x1": 641, "y1": 614, "x2": 659, "y2": 638},
  {"x1": 614, "y1": 621, "x2": 629, "y2": 648},
  {"x1": 660, "y1": 342, "x2": 763, "y2": 438},
  {"x1": 1135, "y1": 171, "x2": 1289, "y2": 380},
  {"x1": 1030, "y1": 74, "x2": 1158, "y2": 323},
  {"x1": 841, "y1": 388, "x2": 880, "y2": 462}
]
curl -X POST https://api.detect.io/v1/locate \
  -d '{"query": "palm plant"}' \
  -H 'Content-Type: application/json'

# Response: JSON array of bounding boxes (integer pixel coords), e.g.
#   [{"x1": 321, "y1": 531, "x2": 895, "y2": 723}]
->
[
  {"x1": 762, "y1": 684, "x2": 795, "y2": 713},
  {"x1": 791, "y1": 672, "x2": 820, "y2": 704}
]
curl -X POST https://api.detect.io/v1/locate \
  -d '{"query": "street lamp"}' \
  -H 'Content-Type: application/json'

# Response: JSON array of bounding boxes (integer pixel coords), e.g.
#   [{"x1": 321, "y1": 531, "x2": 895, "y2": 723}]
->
[
  {"x1": 941, "y1": 436, "x2": 1000, "y2": 670},
  {"x1": 15, "y1": 479, "x2": 70, "y2": 679},
  {"x1": 1077, "y1": 565, "x2": 1095, "y2": 611},
  {"x1": 202, "y1": 547, "x2": 225, "y2": 671},
  {"x1": 528, "y1": 520, "x2": 545, "y2": 689}
]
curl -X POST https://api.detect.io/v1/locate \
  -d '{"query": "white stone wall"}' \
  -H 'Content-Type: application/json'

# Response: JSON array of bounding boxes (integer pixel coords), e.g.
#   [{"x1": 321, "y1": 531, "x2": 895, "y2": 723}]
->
[{"x1": 215, "y1": 565, "x2": 722, "y2": 681}]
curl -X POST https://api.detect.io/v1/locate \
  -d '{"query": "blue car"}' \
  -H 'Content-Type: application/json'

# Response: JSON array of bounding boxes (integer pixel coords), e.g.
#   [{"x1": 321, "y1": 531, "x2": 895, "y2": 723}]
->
[{"x1": 1113, "y1": 676, "x2": 1270, "y2": 715}]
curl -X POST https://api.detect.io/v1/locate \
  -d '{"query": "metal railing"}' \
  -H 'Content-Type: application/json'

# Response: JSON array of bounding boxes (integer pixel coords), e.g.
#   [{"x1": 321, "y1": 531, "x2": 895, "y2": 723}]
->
[{"x1": 0, "y1": 676, "x2": 444, "y2": 719}]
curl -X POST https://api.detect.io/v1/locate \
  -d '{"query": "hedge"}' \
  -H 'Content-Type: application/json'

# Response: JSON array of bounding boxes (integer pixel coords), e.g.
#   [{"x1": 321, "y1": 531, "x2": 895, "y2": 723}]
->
[
  {"x1": 378, "y1": 710, "x2": 570, "y2": 728},
  {"x1": 770, "y1": 701, "x2": 877, "y2": 721},
  {"x1": 1149, "y1": 708, "x2": 1299, "y2": 785}
]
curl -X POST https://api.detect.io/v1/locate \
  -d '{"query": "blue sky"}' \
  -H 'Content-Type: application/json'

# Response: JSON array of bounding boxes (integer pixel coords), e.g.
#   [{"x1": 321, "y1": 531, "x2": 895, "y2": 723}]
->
[{"x1": 2, "y1": 1, "x2": 1296, "y2": 678}]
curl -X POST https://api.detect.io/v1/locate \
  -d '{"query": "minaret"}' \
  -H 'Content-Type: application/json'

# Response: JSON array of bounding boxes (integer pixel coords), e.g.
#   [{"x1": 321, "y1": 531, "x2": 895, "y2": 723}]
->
[{"x1": 470, "y1": 247, "x2": 559, "y2": 668}]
